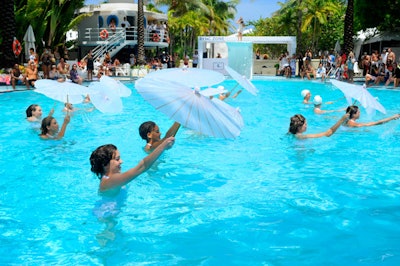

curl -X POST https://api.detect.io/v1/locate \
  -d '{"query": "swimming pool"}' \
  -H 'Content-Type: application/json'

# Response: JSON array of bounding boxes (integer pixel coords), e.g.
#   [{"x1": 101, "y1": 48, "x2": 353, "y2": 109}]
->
[{"x1": 1, "y1": 78, "x2": 400, "y2": 265}]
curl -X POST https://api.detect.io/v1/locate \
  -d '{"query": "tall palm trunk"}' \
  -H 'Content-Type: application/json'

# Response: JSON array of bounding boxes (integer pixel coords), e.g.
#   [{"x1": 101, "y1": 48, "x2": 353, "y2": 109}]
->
[
  {"x1": 137, "y1": 0, "x2": 146, "y2": 65},
  {"x1": 0, "y1": 0, "x2": 17, "y2": 68},
  {"x1": 296, "y1": 0, "x2": 303, "y2": 54},
  {"x1": 343, "y1": 0, "x2": 354, "y2": 54}
]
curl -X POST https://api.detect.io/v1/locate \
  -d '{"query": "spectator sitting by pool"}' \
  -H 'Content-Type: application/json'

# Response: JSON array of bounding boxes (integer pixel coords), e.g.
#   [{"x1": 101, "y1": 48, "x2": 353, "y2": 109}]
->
[
  {"x1": 288, "y1": 112, "x2": 349, "y2": 139},
  {"x1": 10, "y1": 63, "x2": 25, "y2": 90},
  {"x1": 70, "y1": 64, "x2": 83, "y2": 84},
  {"x1": 344, "y1": 105, "x2": 400, "y2": 127},
  {"x1": 89, "y1": 137, "x2": 175, "y2": 196},
  {"x1": 316, "y1": 63, "x2": 326, "y2": 82},
  {"x1": 26, "y1": 104, "x2": 54, "y2": 122},
  {"x1": 313, "y1": 95, "x2": 346, "y2": 114},
  {"x1": 139, "y1": 121, "x2": 180, "y2": 153},
  {"x1": 49, "y1": 65, "x2": 64, "y2": 82},
  {"x1": 39, "y1": 113, "x2": 71, "y2": 140},
  {"x1": 25, "y1": 61, "x2": 38, "y2": 89},
  {"x1": 301, "y1": 89, "x2": 312, "y2": 104},
  {"x1": 386, "y1": 62, "x2": 400, "y2": 87}
]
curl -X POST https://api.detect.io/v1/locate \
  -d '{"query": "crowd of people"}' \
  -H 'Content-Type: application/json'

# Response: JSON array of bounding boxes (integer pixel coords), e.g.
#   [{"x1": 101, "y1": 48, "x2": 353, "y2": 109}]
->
[
  {"x1": 276, "y1": 47, "x2": 400, "y2": 88},
  {"x1": 8, "y1": 46, "x2": 77, "y2": 90}
]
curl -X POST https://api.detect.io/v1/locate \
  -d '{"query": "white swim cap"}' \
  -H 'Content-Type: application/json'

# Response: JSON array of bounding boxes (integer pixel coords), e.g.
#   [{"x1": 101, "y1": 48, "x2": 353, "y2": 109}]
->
[
  {"x1": 313, "y1": 95, "x2": 323, "y2": 105},
  {"x1": 301, "y1": 89, "x2": 310, "y2": 97}
]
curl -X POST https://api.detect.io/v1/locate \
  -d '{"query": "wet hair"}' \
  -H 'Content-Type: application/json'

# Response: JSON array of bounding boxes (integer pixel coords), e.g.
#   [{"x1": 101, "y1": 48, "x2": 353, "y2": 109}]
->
[
  {"x1": 40, "y1": 116, "x2": 56, "y2": 135},
  {"x1": 346, "y1": 105, "x2": 359, "y2": 119},
  {"x1": 90, "y1": 144, "x2": 117, "y2": 179},
  {"x1": 139, "y1": 121, "x2": 156, "y2": 142},
  {"x1": 26, "y1": 104, "x2": 39, "y2": 118},
  {"x1": 289, "y1": 114, "x2": 306, "y2": 134}
]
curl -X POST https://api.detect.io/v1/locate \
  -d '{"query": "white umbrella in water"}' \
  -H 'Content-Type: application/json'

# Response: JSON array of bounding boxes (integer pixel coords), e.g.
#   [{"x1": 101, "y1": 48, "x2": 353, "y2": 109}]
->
[
  {"x1": 99, "y1": 75, "x2": 131, "y2": 97},
  {"x1": 144, "y1": 68, "x2": 225, "y2": 88},
  {"x1": 199, "y1": 85, "x2": 227, "y2": 97},
  {"x1": 87, "y1": 82, "x2": 123, "y2": 114},
  {"x1": 34, "y1": 79, "x2": 89, "y2": 104},
  {"x1": 225, "y1": 65, "x2": 258, "y2": 96},
  {"x1": 135, "y1": 77, "x2": 243, "y2": 138},
  {"x1": 23, "y1": 25, "x2": 36, "y2": 61},
  {"x1": 331, "y1": 80, "x2": 386, "y2": 115}
]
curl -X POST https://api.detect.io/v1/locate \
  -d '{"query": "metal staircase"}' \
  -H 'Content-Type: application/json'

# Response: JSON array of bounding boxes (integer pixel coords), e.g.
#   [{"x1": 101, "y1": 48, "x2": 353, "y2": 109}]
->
[{"x1": 84, "y1": 29, "x2": 128, "y2": 63}]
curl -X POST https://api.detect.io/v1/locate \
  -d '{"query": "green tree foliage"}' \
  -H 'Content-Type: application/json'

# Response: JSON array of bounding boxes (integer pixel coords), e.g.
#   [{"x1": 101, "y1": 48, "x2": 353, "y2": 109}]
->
[
  {"x1": 156, "y1": 0, "x2": 237, "y2": 57},
  {"x1": 14, "y1": 0, "x2": 86, "y2": 53},
  {"x1": 251, "y1": 0, "x2": 346, "y2": 57},
  {"x1": 354, "y1": 0, "x2": 400, "y2": 31}
]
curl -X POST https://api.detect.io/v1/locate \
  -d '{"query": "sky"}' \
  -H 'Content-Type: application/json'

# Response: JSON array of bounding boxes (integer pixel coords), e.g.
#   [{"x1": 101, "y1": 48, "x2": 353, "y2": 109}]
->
[{"x1": 84, "y1": 0, "x2": 281, "y2": 22}]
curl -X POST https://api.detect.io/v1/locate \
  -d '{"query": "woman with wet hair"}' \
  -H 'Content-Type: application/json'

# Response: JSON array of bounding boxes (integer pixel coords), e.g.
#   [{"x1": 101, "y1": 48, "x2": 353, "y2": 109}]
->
[
  {"x1": 345, "y1": 105, "x2": 400, "y2": 127},
  {"x1": 26, "y1": 104, "x2": 54, "y2": 122},
  {"x1": 39, "y1": 114, "x2": 71, "y2": 140},
  {"x1": 288, "y1": 113, "x2": 349, "y2": 139},
  {"x1": 139, "y1": 121, "x2": 180, "y2": 153},
  {"x1": 89, "y1": 137, "x2": 175, "y2": 196}
]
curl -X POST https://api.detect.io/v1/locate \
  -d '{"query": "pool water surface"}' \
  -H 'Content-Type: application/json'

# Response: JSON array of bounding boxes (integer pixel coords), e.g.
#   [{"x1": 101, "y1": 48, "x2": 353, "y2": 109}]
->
[{"x1": 0, "y1": 78, "x2": 400, "y2": 265}]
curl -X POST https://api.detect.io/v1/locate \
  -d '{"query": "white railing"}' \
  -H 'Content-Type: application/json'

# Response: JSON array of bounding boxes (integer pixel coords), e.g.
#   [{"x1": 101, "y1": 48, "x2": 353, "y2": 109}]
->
[{"x1": 83, "y1": 27, "x2": 169, "y2": 44}]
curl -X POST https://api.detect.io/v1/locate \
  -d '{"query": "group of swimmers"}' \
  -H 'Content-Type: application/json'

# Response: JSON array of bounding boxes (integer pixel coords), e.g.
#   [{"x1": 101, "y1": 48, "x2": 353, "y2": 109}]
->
[
  {"x1": 289, "y1": 89, "x2": 400, "y2": 139},
  {"x1": 26, "y1": 85, "x2": 399, "y2": 196},
  {"x1": 25, "y1": 102, "x2": 180, "y2": 196}
]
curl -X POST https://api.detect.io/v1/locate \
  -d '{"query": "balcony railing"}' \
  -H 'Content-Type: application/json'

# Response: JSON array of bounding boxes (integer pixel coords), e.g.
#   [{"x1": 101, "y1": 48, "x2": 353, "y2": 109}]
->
[{"x1": 81, "y1": 27, "x2": 169, "y2": 45}]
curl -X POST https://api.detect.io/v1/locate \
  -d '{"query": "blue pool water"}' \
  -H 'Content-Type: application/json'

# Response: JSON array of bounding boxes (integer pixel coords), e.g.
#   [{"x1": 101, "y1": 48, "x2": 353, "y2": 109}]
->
[{"x1": 1, "y1": 78, "x2": 400, "y2": 265}]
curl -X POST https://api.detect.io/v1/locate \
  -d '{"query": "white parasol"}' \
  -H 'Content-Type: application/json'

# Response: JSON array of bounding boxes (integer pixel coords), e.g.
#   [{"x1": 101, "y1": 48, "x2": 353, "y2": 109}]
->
[
  {"x1": 135, "y1": 78, "x2": 243, "y2": 138},
  {"x1": 199, "y1": 86, "x2": 227, "y2": 97},
  {"x1": 144, "y1": 68, "x2": 225, "y2": 88},
  {"x1": 23, "y1": 25, "x2": 36, "y2": 61},
  {"x1": 225, "y1": 66, "x2": 258, "y2": 96},
  {"x1": 331, "y1": 80, "x2": 386, "y2": 115},
  {"x1": 87, "y1": 82, "x2": 123, "y2": 113},
  {"x1": 211, "y1": 98, "x2": 244, "y2": 128},
  {"x1": 34, "y1": 80, "x2": 89, "y2": 104},
  {"x1": 99, "y1": 75, "x2": 131, "y2": 97}
]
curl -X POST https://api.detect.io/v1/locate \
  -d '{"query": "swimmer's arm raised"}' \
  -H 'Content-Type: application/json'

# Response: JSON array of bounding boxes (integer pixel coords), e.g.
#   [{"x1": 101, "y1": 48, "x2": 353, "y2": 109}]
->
[
  {"x1": 56, "y1": 114, "x2": 70, "y2": 139},
  {"x1": 151, "y1": 122, "x2": 180, "y2": 150},
  {"x1": 101, "y1": 137, "x2": 175, "y2": 190}
]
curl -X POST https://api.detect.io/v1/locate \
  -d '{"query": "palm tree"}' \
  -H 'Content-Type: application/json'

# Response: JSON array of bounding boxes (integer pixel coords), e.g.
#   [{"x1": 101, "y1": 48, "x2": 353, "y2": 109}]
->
[
  {"x1": 203, "y1": 0, "x2": 237, "y2": 35},
  {"x1": 343, "y1": 0, "x2": 353, "y2": 54},
  {"x1": 137, "y1": 0, "x2": 146, "y2": 65},
  {"x1": 296, "y1": 0, "x2": 303, "y2": 54},
  {"x1": 275, "y1": 0, "x2": 297, "y2": 36},
  {"x1": 300, "y1": 0, "x2": 340, "y2": 52},
  {"x1": 44, "y1": 0, "x2": 86, "y2": 47},
  {"x1": 0, "y1": 0, "x2": 17, "y2": 68}
]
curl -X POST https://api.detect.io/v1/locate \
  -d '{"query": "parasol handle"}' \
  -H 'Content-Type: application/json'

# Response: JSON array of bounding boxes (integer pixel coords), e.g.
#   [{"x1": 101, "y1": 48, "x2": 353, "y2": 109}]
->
[{"x1": 325, "y1": 96, "x2": 345, "y2": 105}]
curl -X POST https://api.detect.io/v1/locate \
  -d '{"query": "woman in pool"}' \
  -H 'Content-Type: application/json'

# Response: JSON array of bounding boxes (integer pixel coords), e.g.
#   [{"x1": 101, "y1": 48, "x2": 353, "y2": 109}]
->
[
  {"x1": 139, "y1": 121, "x2": 180, "y2": 153},
  {"x1": 313, "y1": 95, "x2": 346, "y2": 115},
  {"x1": 345, "y1": 105, "x2": 400, "y2": 127},
  {"x1": 89, "y1": 137, "x2": 175, "y2": 196},
  {"x1": 26, "y1": 104, "x2": 54, "y2": 122},
  {"x1": 288, "y1": 113, "x2": 349, "y2": 139},
  {"x1": 39, "y1": 113, "x2": 71, "y2": 140},
  {"x1": 301, "y1": 89, "x2": 312, "y2": 104}
]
